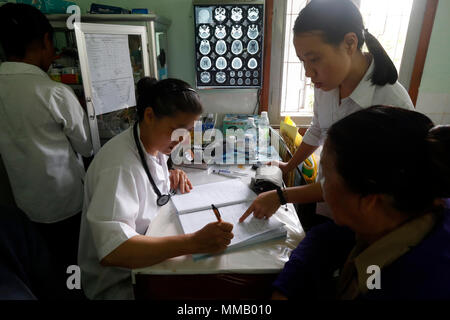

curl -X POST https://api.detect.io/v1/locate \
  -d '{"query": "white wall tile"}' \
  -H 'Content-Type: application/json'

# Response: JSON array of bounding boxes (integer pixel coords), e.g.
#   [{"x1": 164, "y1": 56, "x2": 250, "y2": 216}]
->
[
  {"x1": 423, "y1": 113, "x2": 444, "y2": 125},
  {"x1": 415, "y1": 92, "x2": 449, "y2": 114},
  {"x1": 441, "y1": 113, "x2": 450, "y2": 125}
]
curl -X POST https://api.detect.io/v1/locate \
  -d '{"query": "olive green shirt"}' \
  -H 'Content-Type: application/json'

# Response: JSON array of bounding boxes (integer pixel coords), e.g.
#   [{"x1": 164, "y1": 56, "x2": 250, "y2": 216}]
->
[{"x1": 337, "y1": 213, "x2": 437, "y2": 299}]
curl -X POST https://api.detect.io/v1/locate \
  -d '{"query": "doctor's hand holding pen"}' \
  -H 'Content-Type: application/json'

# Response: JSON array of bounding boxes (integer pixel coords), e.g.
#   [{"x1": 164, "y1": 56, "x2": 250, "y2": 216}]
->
[
  {"x1": 188, "y1": 220, "x2": 234, "y2": 254},
  {"x1": 169, "y1": 169, "x2": 193, "y2": 194}
]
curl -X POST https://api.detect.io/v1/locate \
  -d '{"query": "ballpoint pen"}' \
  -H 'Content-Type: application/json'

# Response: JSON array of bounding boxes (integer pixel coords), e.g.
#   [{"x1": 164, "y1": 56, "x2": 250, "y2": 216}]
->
[
  {"x1": 211, "y1": 169, "x2": 248, "y2": 177},
  {"x1": 211, "y1": 204, "x2": 222, "y2": 222}
]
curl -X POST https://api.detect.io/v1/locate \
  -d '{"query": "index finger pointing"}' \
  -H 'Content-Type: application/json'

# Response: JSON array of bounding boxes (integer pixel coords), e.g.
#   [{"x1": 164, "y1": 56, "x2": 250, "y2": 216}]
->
[{"x1": 239, "y1": 203, "x2": 255, "y2": 223}]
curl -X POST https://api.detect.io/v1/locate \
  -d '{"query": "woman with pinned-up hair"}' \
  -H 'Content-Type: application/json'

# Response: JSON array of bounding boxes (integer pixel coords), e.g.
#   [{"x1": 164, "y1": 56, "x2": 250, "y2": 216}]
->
[
  {"x1": 78, "y1": 78, "x2": 234, "y2": 300},
  {"x1": 272, "y1": 106, "x2": 450, "y2": 300},
  {"x1": 241, "y1": 0, "x2": 415, "y2": 226}
]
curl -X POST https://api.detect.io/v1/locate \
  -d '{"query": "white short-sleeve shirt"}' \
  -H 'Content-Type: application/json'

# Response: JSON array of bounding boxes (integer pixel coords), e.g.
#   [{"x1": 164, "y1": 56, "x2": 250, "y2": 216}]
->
[
  {"x1": 301, "y1": 60, "x2": 414, "y2": 218},
  {"x1": 0, "y1": 62, "x2": 92, "y2": 223},
  {"x1": 78, "y1": 126, "x2": 170, "y2": 300},
  {"x1": 302, "y1": 59, "x2": 414, "y2": 147}
]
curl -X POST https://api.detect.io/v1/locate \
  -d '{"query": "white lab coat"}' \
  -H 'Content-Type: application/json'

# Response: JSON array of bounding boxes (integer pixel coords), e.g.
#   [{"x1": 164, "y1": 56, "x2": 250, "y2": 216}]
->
[
  {"x1": 78, "y1": 126, "x2": 170, "y2": 300},
  {"x1": 0, "y1": 62, "x2": 92, "y2": 223}
]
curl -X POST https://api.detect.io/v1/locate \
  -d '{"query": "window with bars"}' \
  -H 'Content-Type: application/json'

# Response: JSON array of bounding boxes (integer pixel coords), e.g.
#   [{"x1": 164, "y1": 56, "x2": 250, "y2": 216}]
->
[{"x1": 278, "y1": 0, "x2": 414, "y2": 120}]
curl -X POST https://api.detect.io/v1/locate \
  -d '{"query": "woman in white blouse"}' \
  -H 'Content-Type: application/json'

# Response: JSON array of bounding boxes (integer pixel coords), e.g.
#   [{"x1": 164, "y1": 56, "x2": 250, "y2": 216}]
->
[
  {"x1": 240, "y1": 0, "x2": 414, "y2": 224},
  {"x1": 78, "y1": 78, "x2": 234, "y2": 300}
]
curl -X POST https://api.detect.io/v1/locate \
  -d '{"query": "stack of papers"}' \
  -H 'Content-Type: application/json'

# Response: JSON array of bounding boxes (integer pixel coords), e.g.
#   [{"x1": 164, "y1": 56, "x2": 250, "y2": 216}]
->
[{"x1": 171, "y1": 179, "x2": 287, "y2": 260}]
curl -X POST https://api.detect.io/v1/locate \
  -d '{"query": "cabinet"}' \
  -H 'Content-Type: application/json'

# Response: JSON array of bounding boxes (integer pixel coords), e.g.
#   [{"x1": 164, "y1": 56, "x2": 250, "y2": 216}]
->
[{"x1": 47, "y1": 14, "x2": 171, "y2": 152}]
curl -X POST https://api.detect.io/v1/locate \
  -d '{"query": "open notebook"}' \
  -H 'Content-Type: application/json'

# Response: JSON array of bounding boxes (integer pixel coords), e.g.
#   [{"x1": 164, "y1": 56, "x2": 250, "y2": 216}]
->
[{"x1": 171, "y1": 179, "x2": 287, "y2": 260}]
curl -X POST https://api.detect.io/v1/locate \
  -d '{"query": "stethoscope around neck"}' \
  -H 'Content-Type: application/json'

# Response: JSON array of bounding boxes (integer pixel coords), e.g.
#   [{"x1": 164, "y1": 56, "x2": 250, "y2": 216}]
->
[{"x1": 133, "y1": 122, "x2": 171, "y2": 206}]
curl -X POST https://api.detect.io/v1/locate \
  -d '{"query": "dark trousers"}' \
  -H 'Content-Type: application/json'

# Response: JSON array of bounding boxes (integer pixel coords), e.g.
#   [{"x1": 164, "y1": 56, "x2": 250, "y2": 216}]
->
[
  {"x1": 32, "y1": 212, "x2": 85, "y2": 299},
  {"x1": 32, "y1": 212, "x2": 81, "y2": 269},
  {"x1": 0, "y1": 206, "x2": 61, "y2": 299}
]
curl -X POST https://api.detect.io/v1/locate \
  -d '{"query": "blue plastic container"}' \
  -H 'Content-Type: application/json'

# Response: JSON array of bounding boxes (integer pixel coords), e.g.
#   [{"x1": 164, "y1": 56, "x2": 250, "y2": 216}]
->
[{"x1": 17, "y1": 0, "x2": 76, "y2": 14}]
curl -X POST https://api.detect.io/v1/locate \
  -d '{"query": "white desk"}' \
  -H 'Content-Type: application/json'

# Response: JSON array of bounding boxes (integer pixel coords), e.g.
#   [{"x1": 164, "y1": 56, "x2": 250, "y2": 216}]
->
[{"x1": 131, "y1": 165, "x2": 304, "y2": 299}]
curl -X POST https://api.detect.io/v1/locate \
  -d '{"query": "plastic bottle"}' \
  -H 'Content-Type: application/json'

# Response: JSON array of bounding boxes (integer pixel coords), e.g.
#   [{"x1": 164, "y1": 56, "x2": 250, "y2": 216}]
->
[
  {"x1": 206, "y1": 113, "x2": 215, "y2": 130},
  {"x1": 258, "y1": 111, "x2": 270, "y2": 153},
  {"x1": 246, "y1": 117, "x2": 257, "y2": 160}
]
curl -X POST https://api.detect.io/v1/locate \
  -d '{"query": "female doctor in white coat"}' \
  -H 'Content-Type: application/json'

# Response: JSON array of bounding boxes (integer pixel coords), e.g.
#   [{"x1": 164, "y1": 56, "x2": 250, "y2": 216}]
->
[{"x1": 78, "y1": 77, "x2": 234, "y2": 300}]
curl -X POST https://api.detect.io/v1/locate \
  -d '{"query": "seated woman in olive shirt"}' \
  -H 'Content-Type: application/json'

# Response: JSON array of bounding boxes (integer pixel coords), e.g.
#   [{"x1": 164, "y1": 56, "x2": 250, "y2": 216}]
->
[{"x1": 272, "y1": 106, "x2": 450, "y2": 300}]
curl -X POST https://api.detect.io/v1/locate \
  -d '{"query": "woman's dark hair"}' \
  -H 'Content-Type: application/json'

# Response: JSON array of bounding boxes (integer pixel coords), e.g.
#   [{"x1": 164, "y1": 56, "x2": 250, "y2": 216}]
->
[
  {"x1": 0, "y1": 3, "x2": 54, "y2": 58},
  {"x1": 326, "y1": 105, "x2": 450, "y2": 215},
  {"x1": 136, "y1": 77, "x2": 203, "y2": 121},
  {"x1": 293, "y1": 0, "x2": 397, "y2": 86}
]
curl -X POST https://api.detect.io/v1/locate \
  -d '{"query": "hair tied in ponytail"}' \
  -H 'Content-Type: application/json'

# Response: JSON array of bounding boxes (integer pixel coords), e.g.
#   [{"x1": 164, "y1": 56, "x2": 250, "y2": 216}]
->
[{"x1": 362, "y1": 28, "x2": 368, "y2": 41}]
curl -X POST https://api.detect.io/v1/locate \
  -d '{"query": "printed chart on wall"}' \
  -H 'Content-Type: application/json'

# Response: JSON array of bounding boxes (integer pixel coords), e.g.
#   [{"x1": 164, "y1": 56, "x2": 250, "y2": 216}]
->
[
  {"x1": 193, "y1": 3, "x2": 264, "y2": 89},
  {"x1": 85, "y1": 34, "x2": 136, "y2": 115}
]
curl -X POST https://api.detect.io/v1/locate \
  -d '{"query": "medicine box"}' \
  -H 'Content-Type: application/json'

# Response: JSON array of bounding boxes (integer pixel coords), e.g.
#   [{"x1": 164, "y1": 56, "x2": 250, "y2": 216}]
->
[{"x1": 222, "y1": 114, "x2": 262, "y2": 134}]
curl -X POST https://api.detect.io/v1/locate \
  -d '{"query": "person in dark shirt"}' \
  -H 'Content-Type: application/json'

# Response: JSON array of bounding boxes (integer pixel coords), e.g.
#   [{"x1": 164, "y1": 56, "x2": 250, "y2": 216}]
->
[{"x1": 273, "y1": 106, "x2": 450, "y2": 300}]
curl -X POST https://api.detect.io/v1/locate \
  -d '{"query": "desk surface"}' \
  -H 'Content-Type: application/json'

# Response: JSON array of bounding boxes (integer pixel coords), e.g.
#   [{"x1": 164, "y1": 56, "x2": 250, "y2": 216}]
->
[{"x1": 132, "y1": 165, "x2": 304, "y2": 280}]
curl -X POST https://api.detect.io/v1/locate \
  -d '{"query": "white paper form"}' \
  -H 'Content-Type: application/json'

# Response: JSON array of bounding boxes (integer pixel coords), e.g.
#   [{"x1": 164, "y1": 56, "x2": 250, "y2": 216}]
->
[
  {"x1": 85, "y1": 34, "x2": 136, "y2": 115},
  {"x1": 178, "y1": 202, "x2": 285, "y2": 246},
  {"x1": 171, "y1": 179, "x2": 257, "y2": 214}
]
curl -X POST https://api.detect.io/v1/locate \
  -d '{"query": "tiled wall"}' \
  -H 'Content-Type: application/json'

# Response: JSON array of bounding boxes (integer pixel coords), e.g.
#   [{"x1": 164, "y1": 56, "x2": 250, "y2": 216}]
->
[
  {"x1": 414, "y1": 0, "x2": 450, "y2": 125},
  {"x1": 415, "y1": 92, "x2": 450, "y2": 125}
]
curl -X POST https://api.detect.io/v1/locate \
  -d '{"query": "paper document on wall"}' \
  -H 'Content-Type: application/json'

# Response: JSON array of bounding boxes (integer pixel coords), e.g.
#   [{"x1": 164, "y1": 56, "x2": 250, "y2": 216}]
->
[
  {"x1": 85, "y1": 34, "x2": 136, "y2": 115},
  {"x1": 171, "y1": 179, "x2": 257, "y2": 214}
]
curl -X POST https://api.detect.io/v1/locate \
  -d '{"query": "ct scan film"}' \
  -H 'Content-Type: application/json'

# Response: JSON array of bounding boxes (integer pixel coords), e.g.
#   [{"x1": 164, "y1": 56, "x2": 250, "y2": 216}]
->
[{"x1": 194, "y1": 3, "x2": 264, "y2": 89}]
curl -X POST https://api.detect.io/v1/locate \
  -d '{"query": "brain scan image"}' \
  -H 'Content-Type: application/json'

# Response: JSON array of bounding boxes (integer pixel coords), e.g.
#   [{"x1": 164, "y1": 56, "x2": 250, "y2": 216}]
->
[
  {"x1": 247, "y1": 7, "x2": 259, "y2": 22},
  {"x1": 247, "y1": 24, "x2": 259, "y2": 40},
  {"x1": 231, "y1": 7, "x2": 243, "y2": 22},
  {"x1": 199, "y1": 40, "x2": 211, "y2": 55},
  {"x1": 231, "y1": 57, "x2": 243, "y2": 70},
  {"x1": 200, "y1": 56, "x2": 212, "y2": 70},
  {"x1": 215, "y1": 40, "x2": 227, "y2": 55},
  {"x1": 198, "y1": 25, "x2": 210, "y2": 39},
  {"x1": 231, "y1": 40, "x2": 243, "y2": 55},
  {"x1": 197, "y1": 8, "x2": 211, "y2": 24},
  {"x1": 214, "y1": 25, "x2": 227, "y2": 39},
  {"x1": 231, "y1": 25, "x2": 243, "y2": 40},
  {"x1": 216, "y1": 71, "x2": 226, "y2": 83},
  {"x1": 214, "y1": 7, "x2": 226, "y2": 22},
  {"x1": 200, "y1": 71, "x2": 211, "y2": 83},
  {"x1": 248, "y1": 58, "x2": 258, "y2": 69},
  {"x1": 247, "y1": 40, "x2": 259, "y2": 55},
  {"x1": 215, "y1": 57, "x2": 227, "y2": 70}
]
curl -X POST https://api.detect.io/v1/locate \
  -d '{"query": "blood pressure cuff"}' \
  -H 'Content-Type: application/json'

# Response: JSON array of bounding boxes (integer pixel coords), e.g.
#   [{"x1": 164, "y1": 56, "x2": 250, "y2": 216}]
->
[{"x1": 251, "y1": 166, "x2": 283, "y2": 194}]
